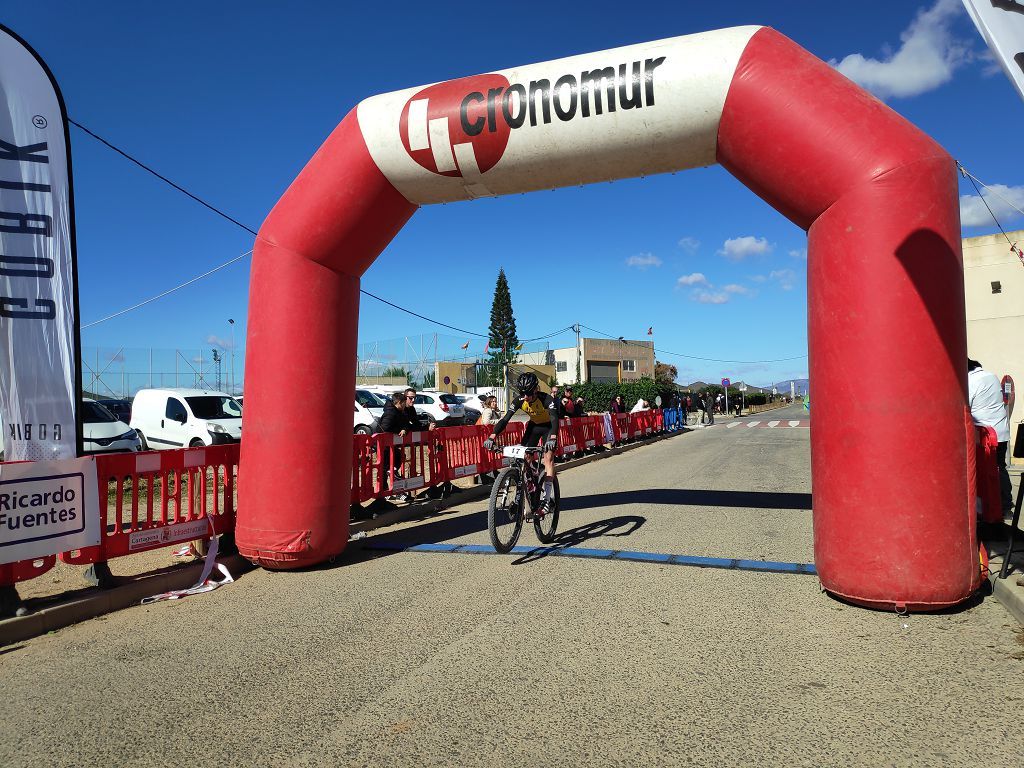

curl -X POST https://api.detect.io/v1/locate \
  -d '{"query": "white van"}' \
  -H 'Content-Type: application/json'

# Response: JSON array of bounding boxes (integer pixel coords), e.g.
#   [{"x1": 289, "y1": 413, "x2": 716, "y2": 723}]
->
[{"x1": 130, "y1": 388, "x2": 242, "y2": 450}]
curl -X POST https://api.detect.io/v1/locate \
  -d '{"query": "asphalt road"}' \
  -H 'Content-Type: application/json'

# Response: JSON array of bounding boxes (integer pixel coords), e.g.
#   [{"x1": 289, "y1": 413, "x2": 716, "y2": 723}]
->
[{"x1": 1, "y1": 403, "x2": 1022, "y2": 767}]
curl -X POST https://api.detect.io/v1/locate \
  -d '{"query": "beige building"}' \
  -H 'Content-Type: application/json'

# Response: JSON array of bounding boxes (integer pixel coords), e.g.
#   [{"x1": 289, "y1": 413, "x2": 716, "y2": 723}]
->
[
  {"x1": 543, "y1": 337, "x2": 655, "y2": 385},
  {"x1": 963, "y1": 229, "x2": 1024, "y2": 462}
]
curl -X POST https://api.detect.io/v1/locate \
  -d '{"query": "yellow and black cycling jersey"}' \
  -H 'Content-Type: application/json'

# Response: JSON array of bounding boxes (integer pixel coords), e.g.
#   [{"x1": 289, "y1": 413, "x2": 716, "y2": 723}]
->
[{"x1": 492, "y1": 390, "x2": 559, "y2": 440}]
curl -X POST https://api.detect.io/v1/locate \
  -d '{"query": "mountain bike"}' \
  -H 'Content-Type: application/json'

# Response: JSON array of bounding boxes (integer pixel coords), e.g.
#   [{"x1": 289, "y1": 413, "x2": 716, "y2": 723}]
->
[{"x1": 486, "y1": 445, "x2": 560, "y2": 553}]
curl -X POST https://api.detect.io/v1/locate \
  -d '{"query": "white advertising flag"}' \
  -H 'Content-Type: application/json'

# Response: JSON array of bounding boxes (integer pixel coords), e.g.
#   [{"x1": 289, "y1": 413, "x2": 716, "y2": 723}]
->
[
  {"x1": 0, "y1": 455, "x2": 99, "y2": 564},
  {"x1": 963, "y1": 0, "x2": 1024, "y2": 104},
  {"x1": 0, "y1": 25, "x2": 81, "y2": 461}
]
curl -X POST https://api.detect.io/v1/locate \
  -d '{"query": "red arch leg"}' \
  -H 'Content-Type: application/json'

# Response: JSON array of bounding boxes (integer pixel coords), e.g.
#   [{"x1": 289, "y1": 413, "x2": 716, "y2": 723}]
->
[
  {"x1": 236, "y1": 111, "x2": 416, "y2": 568},
  {"x1": 719, "y1": 28, "x2": 975, "y2": 609}
]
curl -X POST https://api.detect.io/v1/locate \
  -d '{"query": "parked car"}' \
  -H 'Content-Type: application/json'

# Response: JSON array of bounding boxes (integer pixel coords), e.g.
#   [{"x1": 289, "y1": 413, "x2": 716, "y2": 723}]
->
[
  {"x1": 355, "y1": 388, "x2": 386, "y2": 435},
  {"x1": 455, "y1": 393, "x2": 486, "y2": 413},
  {"x1": 130, "y1": 388, "x2": 242, "y2": 449},
  {"x1": 96, "y1": 398, "x2": 132, "y2": 424},
  {"x1": 409, "y1": 389, "x2": 464, "y2": 427},
  {"x1": 82, "y1": 398, "x2": 142, "y2": 454},
  {"x1": 463, "y1": 406, "x2": 481, "y2": 425}
]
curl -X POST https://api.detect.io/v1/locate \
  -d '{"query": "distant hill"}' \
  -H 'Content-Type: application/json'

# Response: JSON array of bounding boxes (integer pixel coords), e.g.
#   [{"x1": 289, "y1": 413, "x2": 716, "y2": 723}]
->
[{"x1": 679, "y1": 378, "x2": 808, "y2": 395}]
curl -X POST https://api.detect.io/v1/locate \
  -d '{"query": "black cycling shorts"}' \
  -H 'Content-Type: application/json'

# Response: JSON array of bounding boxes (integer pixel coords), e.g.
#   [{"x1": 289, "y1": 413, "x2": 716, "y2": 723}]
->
[{"x1": 521, "y1": 421, "x2": 552, "y2": 447}]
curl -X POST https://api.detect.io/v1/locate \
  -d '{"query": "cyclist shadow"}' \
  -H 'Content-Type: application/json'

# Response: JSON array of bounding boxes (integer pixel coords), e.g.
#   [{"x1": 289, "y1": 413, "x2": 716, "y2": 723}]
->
[{"x1": 511, "y1": 514, "x2": 645, "y2": 565}]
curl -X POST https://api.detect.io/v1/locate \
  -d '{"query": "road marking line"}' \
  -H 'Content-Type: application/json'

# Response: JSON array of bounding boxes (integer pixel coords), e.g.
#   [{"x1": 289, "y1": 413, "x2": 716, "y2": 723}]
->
[
  {"x1": 747, "y1": 421, "x2": 761, "y2": 428},
  {"x1": 768, "y1": 420, "x2": 780, "y2": 427},
  {"x1": 363, "y1": 541, "x2": 817, "y2": 576},
  {"x1": 726, "y1": 423, "x2": 741, "y2": 429},
  {"x1": 789, "y1": 420, "x2": 801, "y2": 427}
]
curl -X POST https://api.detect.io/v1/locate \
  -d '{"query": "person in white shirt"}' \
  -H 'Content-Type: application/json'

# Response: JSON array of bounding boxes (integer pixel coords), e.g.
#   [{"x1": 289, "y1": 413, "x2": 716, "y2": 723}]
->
[
  {"x1": 630, "y1": 398, "x2": 648, "y2": 413},
  {"x1": 968, "y1": 358, "x2": 1012, "y2": 515}
]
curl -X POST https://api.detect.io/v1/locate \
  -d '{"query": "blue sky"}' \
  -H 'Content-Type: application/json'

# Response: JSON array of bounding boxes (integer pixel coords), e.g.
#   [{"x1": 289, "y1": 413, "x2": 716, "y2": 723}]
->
[{"x1": 5, "y1": 0, "x2": 1022, "y2": 390}]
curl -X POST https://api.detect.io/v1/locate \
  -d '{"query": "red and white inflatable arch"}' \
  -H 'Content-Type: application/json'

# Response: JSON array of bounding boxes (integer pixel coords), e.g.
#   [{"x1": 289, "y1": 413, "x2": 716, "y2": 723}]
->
[{"x1": 237, "y1": 27, "x2": 980, "y2": 610}]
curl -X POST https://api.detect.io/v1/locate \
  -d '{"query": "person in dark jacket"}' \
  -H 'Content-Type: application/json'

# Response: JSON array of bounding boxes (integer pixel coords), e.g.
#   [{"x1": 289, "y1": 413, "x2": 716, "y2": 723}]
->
[
  {"x1": 377, "y1": 390, "x2": 434, "y2": 502},
  {"x1": 609, "y1": 394, "x2": 626, "y2": 414}
]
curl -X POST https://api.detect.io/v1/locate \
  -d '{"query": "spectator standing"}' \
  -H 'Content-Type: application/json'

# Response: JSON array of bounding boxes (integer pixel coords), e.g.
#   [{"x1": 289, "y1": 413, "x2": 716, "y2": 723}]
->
[
  {"x1": 562, "y1": 386, "x2": 578, "y2": 418},
  {"x1": 609, "y1": 394, "x2": 626, "y2": 414},
  {"x1": 715, "y1": 392, "x2": 724, "y2": 414},
  {"x1": 630, "y1": 398, "x2": 648, "y2": 413},
  {"x1": 701, "y1": 392, "x2": 714, "y2": 425},
  {"x1": 968, "y1": 358, "x2": 1013, "y2": 517},
  {"x1": 478, "y1": 395, "x2": 500, "y2": 426},
  {"x1": 477, "y1": 395, "x2": 501, "y2": 482},
  {"x1": 379, "y1": 389, "x2": 435, "y2": 503}
]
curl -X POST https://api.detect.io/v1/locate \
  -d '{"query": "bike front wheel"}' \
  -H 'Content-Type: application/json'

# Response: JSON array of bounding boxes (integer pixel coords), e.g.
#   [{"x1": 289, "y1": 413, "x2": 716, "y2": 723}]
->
[
  {"x1": 533, "y1": 476, "x2": 560, "y2": 544},
  {"x1": 488, "y1": 467, "x2": 524, "y2": 553}
]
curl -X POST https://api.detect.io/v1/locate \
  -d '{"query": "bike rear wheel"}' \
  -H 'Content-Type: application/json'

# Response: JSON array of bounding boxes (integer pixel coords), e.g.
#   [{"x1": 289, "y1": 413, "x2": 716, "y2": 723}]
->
[
  {"x1": 533, "y1": 476, "x2": 560, "y2": 544},
  {"x1": 488, "y1": 467, "x2": 524, "y2": 553}
]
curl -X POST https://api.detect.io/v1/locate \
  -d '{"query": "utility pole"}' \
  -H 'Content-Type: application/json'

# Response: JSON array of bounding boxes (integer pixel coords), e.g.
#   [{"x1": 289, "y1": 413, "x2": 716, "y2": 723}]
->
[
  {"x1": 228, "y1": 318, "x2": 235, "y2": 394},
  {"x1": 574, "y1": 323, "x2": 581, "y2": 385}
]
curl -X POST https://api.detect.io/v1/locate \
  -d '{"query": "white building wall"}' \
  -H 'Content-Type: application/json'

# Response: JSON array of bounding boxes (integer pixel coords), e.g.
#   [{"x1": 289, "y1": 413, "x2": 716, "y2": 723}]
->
[{"x1": 963, "y1": 229, "x2": 1024, "y2": 462}]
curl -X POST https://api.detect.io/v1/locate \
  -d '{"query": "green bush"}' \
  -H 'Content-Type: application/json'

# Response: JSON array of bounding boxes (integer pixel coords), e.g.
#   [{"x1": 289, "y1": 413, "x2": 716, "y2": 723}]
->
[{"x1": 572, "y1": 377, "x2": 676, "y2": 412}]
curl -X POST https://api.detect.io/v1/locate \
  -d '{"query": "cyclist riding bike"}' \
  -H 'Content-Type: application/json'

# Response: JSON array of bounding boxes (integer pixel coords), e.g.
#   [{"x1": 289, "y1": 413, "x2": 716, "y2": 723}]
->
[{"x1": 483, "y1": 372, "x2": 559, "y2": 515}]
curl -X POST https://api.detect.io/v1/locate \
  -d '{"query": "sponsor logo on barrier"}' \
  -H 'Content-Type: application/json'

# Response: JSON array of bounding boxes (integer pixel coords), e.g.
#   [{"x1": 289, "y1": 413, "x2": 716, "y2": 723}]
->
[
  {"x1": 129, "y1": 517, "x2": 210, "y2": 552},
  {"x1": 585, "y1": 440, "x2": 596, "y2": 448},
  {"x1": 392, "y1": 476, "x2": 425, "y2": 492},
  {"x1": 451, "y1": 465, "x2": 478, "y2": 478},
  {"x1": 399, "y1": 57, "x2": 666, "y2": 179},
  {"x1": 0, "y1": 471, "x2": 83, "y2": 546},
  {"x1": 563, "y1": 444, "x2": 577, "y2": 453}
]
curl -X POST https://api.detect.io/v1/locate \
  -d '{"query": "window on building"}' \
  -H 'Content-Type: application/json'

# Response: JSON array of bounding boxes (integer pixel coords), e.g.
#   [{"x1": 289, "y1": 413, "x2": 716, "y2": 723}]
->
[
  {"x1": 622, "y1": 360, "x2": 636, "y2": 372},
  {"x1": 556, "y1": 361, "x2": 567, "y2": 372},
  {"x1": 991, "y1": 281, "x2": 1002, "y2": 294},
  {"x1": 587, "y1": 361, "x2": 620, "y2": 383}
]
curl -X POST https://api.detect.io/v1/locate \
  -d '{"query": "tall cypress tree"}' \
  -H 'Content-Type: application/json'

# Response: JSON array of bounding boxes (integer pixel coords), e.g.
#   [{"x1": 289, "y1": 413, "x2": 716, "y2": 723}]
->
[{"x1": 487, "y1": 269, "x2": 519, "y2": 380}]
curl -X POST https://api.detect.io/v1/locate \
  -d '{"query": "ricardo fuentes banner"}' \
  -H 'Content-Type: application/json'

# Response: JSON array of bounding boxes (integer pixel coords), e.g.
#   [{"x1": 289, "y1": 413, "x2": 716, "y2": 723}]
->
[
  {"x1": 0, "y1": 25, "x2": 81, "y2": 462},
  {"x1": 0, "y1": 455, "x2": 99, "y2": 564}
]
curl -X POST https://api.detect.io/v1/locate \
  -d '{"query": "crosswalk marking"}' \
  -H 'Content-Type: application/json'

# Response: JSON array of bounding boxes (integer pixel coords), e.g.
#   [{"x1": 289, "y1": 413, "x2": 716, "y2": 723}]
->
[{"x1": 718, "y1": 419, "x2": 810, "y2": 430}]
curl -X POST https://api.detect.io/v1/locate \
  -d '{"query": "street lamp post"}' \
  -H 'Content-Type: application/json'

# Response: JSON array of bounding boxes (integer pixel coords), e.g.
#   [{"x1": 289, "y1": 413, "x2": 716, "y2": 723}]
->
[{"x1": 228, "y1": 318, "x2": 235, "y2": 395}]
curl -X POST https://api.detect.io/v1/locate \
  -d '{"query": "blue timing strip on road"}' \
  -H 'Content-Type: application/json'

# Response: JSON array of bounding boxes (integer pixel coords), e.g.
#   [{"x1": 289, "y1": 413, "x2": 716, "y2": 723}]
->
[{"x1": 362, "y1": 540, "x2": 817, "y2": 576}]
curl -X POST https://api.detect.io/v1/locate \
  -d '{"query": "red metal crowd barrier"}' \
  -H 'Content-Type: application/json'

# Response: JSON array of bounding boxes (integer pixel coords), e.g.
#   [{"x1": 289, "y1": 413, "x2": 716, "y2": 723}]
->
[
  {"x1": 61, "y1": 444, "x2": 239, "y2": 565},
  {"x1": 4, "y1": 411, "x2": 674, "y2": 590}
]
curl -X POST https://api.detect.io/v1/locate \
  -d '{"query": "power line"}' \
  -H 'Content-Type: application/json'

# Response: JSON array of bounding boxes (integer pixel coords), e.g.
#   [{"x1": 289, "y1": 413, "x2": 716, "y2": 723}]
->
[
  {"x1": 70, "y1": 119, "x2": 259, "y2": 237},
  {"x1": 82, "y1": 251, "x2": 252, "y2": 329},
  {"x1": 69, "y1": 120, "x2": 497, "y2": 335},
  {"x1": 579, "y1": 324, "x2": 807, "y2": 365}
]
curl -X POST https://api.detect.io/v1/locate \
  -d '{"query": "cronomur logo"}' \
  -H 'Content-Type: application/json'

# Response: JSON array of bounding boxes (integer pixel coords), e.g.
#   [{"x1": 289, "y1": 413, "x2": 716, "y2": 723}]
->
[
  {"x1": 400, "y1": 75, "x2": 512, "y2": 179},
  {"x1": 398, "y1": 56, "x2": 667, "y2": 183}
]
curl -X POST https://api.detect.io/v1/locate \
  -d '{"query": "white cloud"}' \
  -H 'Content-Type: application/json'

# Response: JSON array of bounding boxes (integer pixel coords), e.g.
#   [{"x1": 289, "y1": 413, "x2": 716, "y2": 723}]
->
[
  {"x1": 723, "y1": 284, "x2": 752, "y2": 295},
  {"x1": 960, "y1": 184, "x2": 1024, "y2": 227},
  {"x1": 677, "y1": 236, "x2": 700, "y2": 254},
  {"x1": 626, "y1": 253, "x2": 662, "y2": 269},
  {"x1": 749, "y1": 274, "x2": 767, "y2": 283},
  {"x1": 789, "y1": 249, "x2": 807, "y2": 260},
  {"x1": 830, "y1": 0, "x2": 970, "y2": 99},
  {"x1": 769, "y1": 269, "x2": 798, "y2": 291},
  {"x1": 718, "y1": 236, "x2": 772, "y2": 261},
  {"x1": 691, "y1": 289, "x2": 729, "y2": 305},
  {"x1": 207, "y1": 334, "x2": 236, "y2": 350},
  {"x1": 676, "y1": 272, "x2": 709, "y2": 287}
]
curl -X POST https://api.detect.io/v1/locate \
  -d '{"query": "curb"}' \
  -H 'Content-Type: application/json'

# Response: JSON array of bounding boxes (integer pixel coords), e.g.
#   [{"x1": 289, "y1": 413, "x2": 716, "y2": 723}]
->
[
  {"x1": 0, "y1": 553, "x2": 255, "y2": 647},
  {"x1": 1, "y1": 428, "x2": 687, "y2": 645},
  {"x1": 989, "y1": 572, "x2": 1024, "y2": 627}
]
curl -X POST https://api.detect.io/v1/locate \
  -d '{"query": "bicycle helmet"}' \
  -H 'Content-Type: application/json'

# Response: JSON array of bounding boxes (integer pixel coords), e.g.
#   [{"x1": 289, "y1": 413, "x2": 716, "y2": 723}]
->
[{"x1": 515, "y1": 372, "x2": 539, "y2": 395}]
